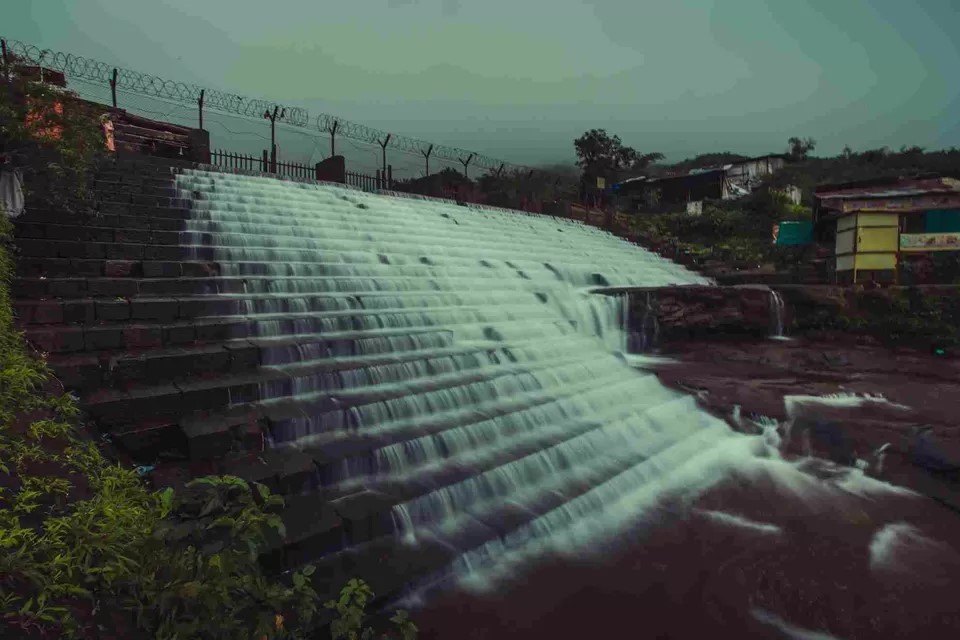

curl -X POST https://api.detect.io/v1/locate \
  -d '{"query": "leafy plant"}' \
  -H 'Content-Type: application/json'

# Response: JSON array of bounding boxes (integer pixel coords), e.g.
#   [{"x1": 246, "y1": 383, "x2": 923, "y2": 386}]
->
[{"x1": 324, "y1": 579, "x2": 417, "y2": 640}]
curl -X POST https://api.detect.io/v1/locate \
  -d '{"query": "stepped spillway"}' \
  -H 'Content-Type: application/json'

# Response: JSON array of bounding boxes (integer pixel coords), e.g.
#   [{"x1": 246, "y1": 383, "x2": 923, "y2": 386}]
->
[{"x1": 174, "y1": 168, "x2": 749, "y2": 593}]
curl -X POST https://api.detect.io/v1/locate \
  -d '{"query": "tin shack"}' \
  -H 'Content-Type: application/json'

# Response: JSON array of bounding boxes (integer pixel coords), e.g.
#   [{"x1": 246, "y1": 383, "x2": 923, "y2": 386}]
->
[{"x1": 815, "y1": 176, "x2": 960, "y2": 284}]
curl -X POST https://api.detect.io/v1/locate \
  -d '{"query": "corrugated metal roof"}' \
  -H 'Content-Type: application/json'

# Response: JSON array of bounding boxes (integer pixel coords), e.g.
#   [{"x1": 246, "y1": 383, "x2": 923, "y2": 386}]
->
[{"x1": 816, "y1": 177, "x2": 960, "y2": 200}]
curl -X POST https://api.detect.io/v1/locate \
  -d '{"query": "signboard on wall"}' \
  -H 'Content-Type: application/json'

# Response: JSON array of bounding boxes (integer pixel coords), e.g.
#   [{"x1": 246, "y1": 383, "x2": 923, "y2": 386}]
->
[
  {"x1": 773, "y1": 220, "x2": 813, "y2": 246},
  {"x1": 596, "y1": 177, "x2": 606, "y2": 189},
  {"x1": 900, "y1": 233, "x2": 960, "y2": 251}
]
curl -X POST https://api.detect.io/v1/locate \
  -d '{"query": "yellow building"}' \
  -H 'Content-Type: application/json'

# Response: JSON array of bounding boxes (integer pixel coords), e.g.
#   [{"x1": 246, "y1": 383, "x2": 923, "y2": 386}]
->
[{"x1": 815, "y1": 177, "x2": 960, "y2": 284}]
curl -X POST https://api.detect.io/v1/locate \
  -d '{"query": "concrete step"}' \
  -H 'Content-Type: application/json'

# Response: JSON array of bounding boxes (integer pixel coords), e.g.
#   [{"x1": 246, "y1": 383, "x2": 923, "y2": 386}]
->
[
  {"x1": 277, "y1": 418, "x2": 716, "y2": 597},
  {"x1": 95, "y1": 202, "x2": 193, "y2": 219},
  {"x1": 96, "y1": 192, "x2": 192, "y2": 209},
  {"x1": 45, "y1": 332, "x2": 496, "y2": 392},
  {"x1": 302, "y1": 375, "x2": 641, "y2": 494},
  {"x1": 146, "y1": 445, "x2": 316, "y2": 497},
  {"x1": 14, "y1": 294, "x2": 549, "y2": 327},
  {"x1": 81, "y1": 351, "x2": 587, "y2": 429},
  {"x1": 46, "y1": 340, "x2": 261, "y2": 391},
  {"x1": 92, "y1": 173, "x2": 179, "y2": 189},
  {"x1": 20, "y1": 313, "x2": 459, "y2": 355},
  {"x1": 16, "y1": 257, "x2": 220, "y2": 279},
  {"x1": 80, "y1": 350, "x2": 599, "y2": 464},
  {"x1": 142, "y1": 386, "x2": 677, "y2": 586},
  {"x1": 94, "y1": 154, "x2": 197, "y2": 177},
  {"x1": 167, "y1": 354, "x2": 622, "y2": 468},
  {"x1": 15, "y1": 237, "x2": 189, "y2": 261},
  {"x1": 14, "y1": 221, "x2": 182, "y2": 246},
  {"x1": 93, "y1": 180, "x2": 179, "y2": 198},
  {"x1": 22, "y1": 316, "x2": 247, "y2": 354},
  {"x1": 13, "y1": 275, "x2": 221, "y2": 299},
  {"x1": 15, "y1": 209, "x2": 187, "y2": 231},
  {"x1": 13, "y1": 273, "x2": 525, "y2": 300}
]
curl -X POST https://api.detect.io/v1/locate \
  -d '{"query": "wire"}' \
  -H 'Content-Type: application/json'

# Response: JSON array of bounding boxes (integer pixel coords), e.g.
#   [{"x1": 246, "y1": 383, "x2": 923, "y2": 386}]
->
[{"x1": 2, "y1": 35, "x2": 549, "y2": 177}]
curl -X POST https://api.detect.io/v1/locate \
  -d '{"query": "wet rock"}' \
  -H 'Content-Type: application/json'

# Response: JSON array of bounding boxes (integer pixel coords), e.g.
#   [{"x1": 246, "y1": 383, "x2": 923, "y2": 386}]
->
[{"x1": 911, "y1": 429, "x2": 960, "y2": 476}]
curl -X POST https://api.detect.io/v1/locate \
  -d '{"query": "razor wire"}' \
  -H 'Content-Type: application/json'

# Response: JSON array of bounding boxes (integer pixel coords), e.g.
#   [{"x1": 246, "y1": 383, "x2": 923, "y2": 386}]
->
[{"x1": 3, "y1": 36, "x2": 540, "y2": 176}]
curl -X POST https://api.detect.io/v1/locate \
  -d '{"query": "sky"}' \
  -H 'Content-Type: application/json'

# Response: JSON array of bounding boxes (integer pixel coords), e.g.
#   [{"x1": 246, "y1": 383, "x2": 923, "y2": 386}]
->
[{"x1": 4, "y1": 0, "x2": 960, "y2": 173}]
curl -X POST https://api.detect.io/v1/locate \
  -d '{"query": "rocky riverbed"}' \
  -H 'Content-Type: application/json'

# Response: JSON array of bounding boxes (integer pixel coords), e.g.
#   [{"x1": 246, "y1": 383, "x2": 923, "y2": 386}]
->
[
  {"x1": 410, "y1": 336, "x2": 960, "y2": 639},
  {"x1": 648, "y1": 336, "x2": 960, "y2": 511}
]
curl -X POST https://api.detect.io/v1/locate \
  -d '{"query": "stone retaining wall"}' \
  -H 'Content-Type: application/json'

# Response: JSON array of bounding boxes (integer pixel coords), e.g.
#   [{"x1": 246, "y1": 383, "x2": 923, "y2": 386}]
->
[{"x1": 603, "y1": 284, "x2": 960, "y2": 351}]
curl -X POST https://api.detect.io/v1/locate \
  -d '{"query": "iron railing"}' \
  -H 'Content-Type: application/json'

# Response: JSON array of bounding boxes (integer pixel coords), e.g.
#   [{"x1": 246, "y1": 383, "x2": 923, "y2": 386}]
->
[
  {"x1": 345, "y1": 171, "x2": 383, "y2": 192},
  {"x1": 210, "y1": 149, "x2": 266, "y2": 172},
  {"x1": 211, "y1": 149, "x2": 383, "y2": 190}
]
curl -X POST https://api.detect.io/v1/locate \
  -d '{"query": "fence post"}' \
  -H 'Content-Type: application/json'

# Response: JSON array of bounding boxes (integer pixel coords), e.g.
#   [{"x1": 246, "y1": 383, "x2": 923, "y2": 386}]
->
[
  {"x1": 198, "y1": 89, "x2": 205, "y2": 130},
  {"x1": 110, "y1": 68, "x2": 118, "y2": 108},
  {"x1": 387, "y1": 165, "x2": 392, "y2": 189},
  {"x1": 459, "y1": 153, "x2": 474, "y2": 179},
  {"x1": 376, "y1": 169, "x2": 382, "y2": 190},
  {"x1": 421, "y1": 144, "x2": 433, "y2": 177},
  {"x1": 262, "y1": 149, "x2": 269, "y2": 172},
  {"x1": 329, "y1": 120, "x2": 339, "y2": 157},
  {"x1": 378, "y1": 134, "x2": 392, "y2": 175}
]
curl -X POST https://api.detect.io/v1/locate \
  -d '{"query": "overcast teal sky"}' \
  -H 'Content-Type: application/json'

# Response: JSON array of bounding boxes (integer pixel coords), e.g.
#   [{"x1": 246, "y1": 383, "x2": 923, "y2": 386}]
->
[{"x1": 5, "y1": 0, "x2": 960, "y2": 166}]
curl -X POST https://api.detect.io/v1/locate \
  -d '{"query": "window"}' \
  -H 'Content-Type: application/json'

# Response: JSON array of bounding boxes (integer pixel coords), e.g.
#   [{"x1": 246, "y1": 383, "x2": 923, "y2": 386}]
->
[{"x1": 902, "y1": 214, "x2": 925, "y2": 234}]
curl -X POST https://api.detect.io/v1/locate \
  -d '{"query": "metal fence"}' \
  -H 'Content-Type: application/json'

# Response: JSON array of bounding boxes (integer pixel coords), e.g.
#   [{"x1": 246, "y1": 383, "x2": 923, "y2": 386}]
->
[
  {"x1": 0, "y1": 36, "x2": 553, "y2": 182},
  {"x1": 210, "y1": 149, "x2": 264, "y2": 172},
  {"x1": 345, "y1": 171, "x2": 383, "y2": 192},
  {"x1": 211, "y1": 149, "x2": 384, "y2": 187}
]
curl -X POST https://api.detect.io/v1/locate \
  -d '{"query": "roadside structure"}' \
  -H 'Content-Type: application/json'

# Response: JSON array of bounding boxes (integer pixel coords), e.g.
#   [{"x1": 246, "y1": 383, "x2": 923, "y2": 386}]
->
[
  {"x1": 613, "y1": 154, "x2": 790, "y2": 212},
  {"x1": 814, "y1": 175, "x2": 960, "y2": 284}
]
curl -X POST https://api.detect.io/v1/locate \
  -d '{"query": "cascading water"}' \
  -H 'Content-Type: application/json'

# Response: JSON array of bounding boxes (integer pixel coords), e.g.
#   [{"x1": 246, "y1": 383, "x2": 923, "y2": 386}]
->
[
  {"x1": 639, "y1": 291, "x2": 660, "y2": 352},
  {"x1": 173, "y1": 169, "x2": 768, "y2": 595},
  {"x1": 769, "y1": 289, "x2": 786, "y2": 339}
]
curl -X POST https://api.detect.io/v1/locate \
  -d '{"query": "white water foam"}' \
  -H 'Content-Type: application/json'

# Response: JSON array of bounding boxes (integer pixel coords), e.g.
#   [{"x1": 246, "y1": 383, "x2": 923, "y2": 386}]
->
[
  {"x1": 869, "y1": 522, "x2": 955, "y2": 573},
  {"x1": 699, "y1": 510, "x2": 783, "y2": 536},
  {"x1": 784, "y1": 393, "x2": 911, "y2": 417},
  {"x1": 751, "y1": 608, "x2": 846, "y2": 640}
]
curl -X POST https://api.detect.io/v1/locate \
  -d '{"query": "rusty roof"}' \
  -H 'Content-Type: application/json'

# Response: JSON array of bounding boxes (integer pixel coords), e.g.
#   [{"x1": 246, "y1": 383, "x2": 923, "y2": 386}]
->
[{"x1": 816, "y1": 176, "x2": 960, "y2": 200}]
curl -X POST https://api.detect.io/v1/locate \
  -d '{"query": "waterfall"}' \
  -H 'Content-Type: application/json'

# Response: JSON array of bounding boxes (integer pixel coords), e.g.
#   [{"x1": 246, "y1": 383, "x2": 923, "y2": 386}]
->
[
  {"x1": 769, "y1": 289, "x2": 786, "y2": 339},
  {"x1": 638, "y1": 291, "x2": 660, "y2": 353},
  {"x1": 173, "y1": 169, "x2": 759, "y2": 591}
]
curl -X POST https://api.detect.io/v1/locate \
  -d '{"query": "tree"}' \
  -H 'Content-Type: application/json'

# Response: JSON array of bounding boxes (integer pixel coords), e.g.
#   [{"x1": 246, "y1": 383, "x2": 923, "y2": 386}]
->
[
  {"x1": 787, "y1": 137, "x2": 817, "y2": 161},
  {"x1": 573, "y1": 129, "x2": 663, "y2": 185}
]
